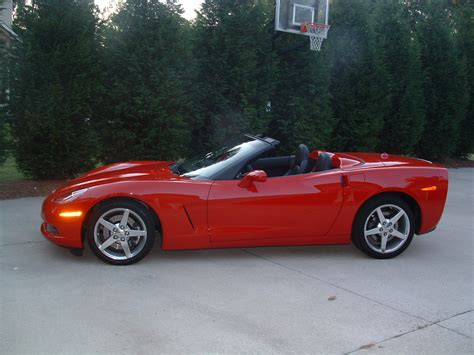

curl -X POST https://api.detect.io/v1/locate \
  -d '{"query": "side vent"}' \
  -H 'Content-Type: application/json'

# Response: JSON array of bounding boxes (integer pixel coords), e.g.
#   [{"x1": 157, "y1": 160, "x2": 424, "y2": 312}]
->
[{"x1": 183, "y1": 206, "x2": 195, "y2": 230}]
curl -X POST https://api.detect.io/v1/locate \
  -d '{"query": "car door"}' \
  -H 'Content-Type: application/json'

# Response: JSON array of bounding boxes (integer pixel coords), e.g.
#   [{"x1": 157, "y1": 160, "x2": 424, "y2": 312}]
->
[{"x1": 207, "y1": 170, "x2": 344, "y2": 242}]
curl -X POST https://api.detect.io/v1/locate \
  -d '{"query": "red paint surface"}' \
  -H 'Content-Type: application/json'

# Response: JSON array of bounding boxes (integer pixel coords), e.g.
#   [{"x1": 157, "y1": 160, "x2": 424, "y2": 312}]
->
[{"x1": 41, "y1": 153, "x2": 448, "y2": 250}]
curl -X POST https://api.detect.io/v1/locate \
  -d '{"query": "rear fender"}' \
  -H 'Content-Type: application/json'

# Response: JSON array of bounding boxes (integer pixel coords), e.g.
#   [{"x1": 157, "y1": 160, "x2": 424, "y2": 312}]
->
[{"x1": 326, "y1": 167, "x2": 448, "y2": 239}]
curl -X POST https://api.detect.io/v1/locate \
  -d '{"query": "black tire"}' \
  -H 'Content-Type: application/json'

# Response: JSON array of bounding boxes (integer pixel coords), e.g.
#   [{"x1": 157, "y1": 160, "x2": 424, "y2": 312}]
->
[
  {"x1": 86, "y1": 199, "x2": 156, "y2": 265},
  {"x1": 352, "y1": 195, "x2": 415, "y2": 259}
]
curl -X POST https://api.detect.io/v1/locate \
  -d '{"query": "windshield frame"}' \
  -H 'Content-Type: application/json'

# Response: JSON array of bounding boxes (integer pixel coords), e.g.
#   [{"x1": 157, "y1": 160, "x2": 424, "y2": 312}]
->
[{"x1": 173, "y1": 135, "x2": 279, "y2": 180}]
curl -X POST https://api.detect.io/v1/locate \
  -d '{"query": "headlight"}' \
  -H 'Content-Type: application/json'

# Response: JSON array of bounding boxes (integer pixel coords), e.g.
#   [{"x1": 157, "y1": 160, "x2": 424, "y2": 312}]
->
[{"x1": 54, "y1": 188, "x2": 88, "y2": 203}]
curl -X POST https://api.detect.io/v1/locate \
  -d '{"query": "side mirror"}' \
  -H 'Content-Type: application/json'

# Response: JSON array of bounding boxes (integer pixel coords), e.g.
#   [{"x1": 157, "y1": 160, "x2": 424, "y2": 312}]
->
[{"x1": 238, "y1": 170, "x2": 267, "y2": 189}]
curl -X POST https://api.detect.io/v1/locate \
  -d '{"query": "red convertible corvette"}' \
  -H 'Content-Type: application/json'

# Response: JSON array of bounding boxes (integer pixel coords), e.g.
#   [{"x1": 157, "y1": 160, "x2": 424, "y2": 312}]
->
[{"x1": 41, "y1": 135, "x2": 448, "y2": 265}]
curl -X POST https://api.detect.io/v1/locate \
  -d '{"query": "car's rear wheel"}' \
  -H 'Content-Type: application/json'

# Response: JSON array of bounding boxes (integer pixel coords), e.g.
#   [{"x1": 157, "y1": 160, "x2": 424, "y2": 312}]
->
[
  {"x1": 352, "y1": 196, "x2": 415, "y2": 259},
  {"x1": 86, "y1": 199, "x2": 155, "y2": 265}
]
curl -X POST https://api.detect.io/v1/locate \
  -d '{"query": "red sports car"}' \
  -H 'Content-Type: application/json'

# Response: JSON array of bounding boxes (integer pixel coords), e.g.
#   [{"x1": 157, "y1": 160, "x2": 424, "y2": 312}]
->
[{"x1": 41, "y1": 135, "x2": 448, "y2": 265}]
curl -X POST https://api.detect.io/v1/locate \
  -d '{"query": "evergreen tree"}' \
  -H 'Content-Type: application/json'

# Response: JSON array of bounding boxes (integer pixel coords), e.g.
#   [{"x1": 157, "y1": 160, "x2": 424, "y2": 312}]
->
[
  {"x1": 193, "y1": 0, "x2": 277, "y2": 150},
  {"x1": 0, "y1": 41, "x2": 9, "y2": 164},
  {"x1": 415, "y1": 3, "x2": 469, "y2": 160},
  {"x1": 374, "y1": 1, "x2": 425, "y2": 155},
  {"x1": 9, "y1": 0, "x2": 100, "y2": 178},
  {"x1": 328, "y1": 0, "x2": 391, "y2": 152},
  {"x1": 454, "y1": 2, "x2": 474, "y2": 157},
  {"x1": 269, "y1": 41, "x2": 333, "y2": 153},
  {"x1": 97, "y1": 0, "x2": 191, "y2": 163}
]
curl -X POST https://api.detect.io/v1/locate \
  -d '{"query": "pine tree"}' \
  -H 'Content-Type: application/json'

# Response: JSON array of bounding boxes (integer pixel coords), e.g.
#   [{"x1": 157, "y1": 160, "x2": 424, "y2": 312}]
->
[
  {"x1": 193, "y1": 0, "x2": 277, "y2": 150},
  {"x1": 415, "y1": 3, "x2": 469, "y2": 160},
  {"x1": 269, "y1": 40, "x2": 333, "y2": 153},
  {"x1": 454, "y1": 2, "x2": 474, "y2": 158},
  {"x1": 374, "y1": 1, "x2": 425, "y2": 155},
  {"x1": 96, "y1": 0, "x2": 192, "y2": 163},
  {"x1": 9, "y1": 0, "x2": 100, "y2": 179},
  {"x1": 328, "y1": 0, "x2": 391, "y2": 152},
  {"x1": 0, "y1": 41, "x2": 9, "y2": 164}
]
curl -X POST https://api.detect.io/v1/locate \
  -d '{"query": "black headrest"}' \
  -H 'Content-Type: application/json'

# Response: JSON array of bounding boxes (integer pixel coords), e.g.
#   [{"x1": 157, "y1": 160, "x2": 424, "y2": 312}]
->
[
  {"x1": 285, "y1": 144, "x2": 309, "y2": 176},
  {"x1": 295, "y1": 144, "x2": 309, "y2": 173},
  {"x1": 314, "y1": 152, "x2": 332, "y2": 172}
]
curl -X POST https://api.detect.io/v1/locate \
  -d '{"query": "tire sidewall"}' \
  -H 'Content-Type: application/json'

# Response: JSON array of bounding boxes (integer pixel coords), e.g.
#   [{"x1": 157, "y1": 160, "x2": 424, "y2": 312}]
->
[
  {"x1": 352, "y1": 196, "x2": 415, "y2": 259},
  {"x1": 86, "y1": 199, "x2": 156, "y2": 265}
]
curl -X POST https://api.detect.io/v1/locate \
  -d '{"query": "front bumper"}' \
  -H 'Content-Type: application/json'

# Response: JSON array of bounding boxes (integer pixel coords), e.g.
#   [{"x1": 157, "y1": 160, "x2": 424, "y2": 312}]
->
[
  {"x1": 40, "y1": 198, "x2": 87, "y2": 249},
  {"x1": 40, "y1": 222, "x2": 79, "y2": 248}
]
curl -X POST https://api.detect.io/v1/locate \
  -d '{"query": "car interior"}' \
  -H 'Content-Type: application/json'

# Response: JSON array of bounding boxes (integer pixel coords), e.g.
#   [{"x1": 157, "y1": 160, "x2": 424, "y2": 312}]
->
[{"x1": 243, "y1": 144, "x2": 334, "y2": 178}]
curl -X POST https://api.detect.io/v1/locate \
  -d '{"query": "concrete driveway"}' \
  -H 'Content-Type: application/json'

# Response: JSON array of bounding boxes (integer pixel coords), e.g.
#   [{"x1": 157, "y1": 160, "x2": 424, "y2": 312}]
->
[{"x1": 1, "y1": 169, "x2": 472, "y2": 354}]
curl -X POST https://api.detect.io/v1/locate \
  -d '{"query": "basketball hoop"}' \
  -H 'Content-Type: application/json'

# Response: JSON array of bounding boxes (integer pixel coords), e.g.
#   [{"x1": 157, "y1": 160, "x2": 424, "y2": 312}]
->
[{"x1": 300, "y1": 23, "x2": 330, "y2": 51}]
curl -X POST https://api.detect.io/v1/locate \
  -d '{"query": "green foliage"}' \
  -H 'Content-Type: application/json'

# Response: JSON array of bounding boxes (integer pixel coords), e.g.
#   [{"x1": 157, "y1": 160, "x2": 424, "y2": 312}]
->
[
  {"x1": 193, "y1": 0, "x2": 277, "y2": 150},
  {"x1": 374, "y1": 1, "x2": 425, "y2": 155},
  {"x1": 97, "y1": 0, "x2": 191, "y2": 163},
  {"x1": 328, "y1": 0, "x2": 390, "y2": 152},
  {"x1": 6, "y1": 0, "x2": 474, "y2": 180},
  {"x1": 0, "y1": 121, "x2": 12, "y2": 166},
  {"x1": 0, "y1": 41, "x2": 9, "y2": 164},
  {"x1": 415, "y1": 4, "x2": 469, "y2": 160},
  {"x1": 9, "y1": 0, "x2": 100, "y2": 179},
  {"x1": 454, "y1": 2, "x2": 474, "y2": 158},
  {"x1": 0, "y1": 124, "x2": 6, "y2": 165},
  {"x1": 269, "y1": 45, "x2": 333, "y2": 153}
]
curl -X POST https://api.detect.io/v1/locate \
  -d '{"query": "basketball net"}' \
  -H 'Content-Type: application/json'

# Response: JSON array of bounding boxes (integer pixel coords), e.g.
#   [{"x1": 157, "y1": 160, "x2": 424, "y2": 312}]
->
[{"x1": 301, "y1": 23, "x2": 330, "y2": 51}]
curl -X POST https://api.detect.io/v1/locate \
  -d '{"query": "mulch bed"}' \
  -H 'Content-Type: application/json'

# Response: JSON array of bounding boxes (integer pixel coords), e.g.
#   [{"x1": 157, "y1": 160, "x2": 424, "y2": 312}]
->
[
  {"x1": 0, "y1": 159, "x2": 472, "y2": 200},
  {"x1": 0, "y1": 180, "x2": 66, "y2": 200}
]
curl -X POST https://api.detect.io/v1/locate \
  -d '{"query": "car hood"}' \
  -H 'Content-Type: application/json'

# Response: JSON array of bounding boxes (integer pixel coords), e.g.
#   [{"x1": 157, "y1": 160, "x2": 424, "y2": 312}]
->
[{"x1": 57, "y1": 161, "x2": 179, "y2": 193}]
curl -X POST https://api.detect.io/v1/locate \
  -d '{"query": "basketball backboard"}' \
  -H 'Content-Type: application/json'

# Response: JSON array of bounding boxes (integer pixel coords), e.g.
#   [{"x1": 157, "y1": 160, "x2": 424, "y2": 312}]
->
[{"x1": 275, "y1": 0, "x2": 329, "y2": 38}]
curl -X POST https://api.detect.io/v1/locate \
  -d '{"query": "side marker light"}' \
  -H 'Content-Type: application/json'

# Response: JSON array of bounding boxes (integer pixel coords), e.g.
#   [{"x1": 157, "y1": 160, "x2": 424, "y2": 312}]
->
[{"x1": 59, "y1": 211, "x2": 83, "y2": 218}]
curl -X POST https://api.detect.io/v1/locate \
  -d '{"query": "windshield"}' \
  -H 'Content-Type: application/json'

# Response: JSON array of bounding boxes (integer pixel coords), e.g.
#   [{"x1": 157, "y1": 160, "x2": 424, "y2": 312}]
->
[{"x1": 172, "y1": 136, "x2": 263, "y2": 180}]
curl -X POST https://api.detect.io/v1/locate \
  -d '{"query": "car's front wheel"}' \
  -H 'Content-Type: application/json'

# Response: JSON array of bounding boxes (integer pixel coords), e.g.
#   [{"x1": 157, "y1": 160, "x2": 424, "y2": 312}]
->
[
  {"x1": 352, "y1": 196, "x2": 415, "y2": 259},
  {"x1": 86, "y1": 199, "x2": 156, "y2": 265}
]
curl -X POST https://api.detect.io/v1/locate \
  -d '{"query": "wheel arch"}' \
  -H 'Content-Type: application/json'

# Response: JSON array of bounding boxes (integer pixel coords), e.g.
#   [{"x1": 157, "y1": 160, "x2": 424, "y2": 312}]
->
[
  {"x1": 354, "y1": 191, "x2": 422, "y2": 234},
  {"x1": 81, "y1": 196, "x2": 163, "y2": 247}
]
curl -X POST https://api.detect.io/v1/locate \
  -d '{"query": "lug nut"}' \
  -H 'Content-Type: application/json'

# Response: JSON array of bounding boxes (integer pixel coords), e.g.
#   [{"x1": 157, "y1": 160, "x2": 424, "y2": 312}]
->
[
  {"x1": 113, "y1": 236, "x2": 118, "y2": 239},
  {"x1": 379, "y1": 228, "x2": 383, "y2": 232},
  {"x1": 113, "y1": 228, "x2": 117, "y2": 232},
  {"x1": 389, "y1": 229, "x2": 393, "y2": 233},
  {"x1": 384, "y1": 233, "x2": 387, "y2": 236},
  {"x1": 125, "y1": 231, "x2": 129, "y2": 235},
  {"x1": 121, "y1": 237, "x2": 125, "y2": 241},
  {"x1": 120, "y1": 225, "x2": 124, "y2": 229}
]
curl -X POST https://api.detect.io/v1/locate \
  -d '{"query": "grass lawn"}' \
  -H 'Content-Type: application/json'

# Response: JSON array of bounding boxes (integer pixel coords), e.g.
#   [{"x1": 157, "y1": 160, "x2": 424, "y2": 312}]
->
[{"x1": 0, "y1": 156, "x2": 26, "y2": 181}]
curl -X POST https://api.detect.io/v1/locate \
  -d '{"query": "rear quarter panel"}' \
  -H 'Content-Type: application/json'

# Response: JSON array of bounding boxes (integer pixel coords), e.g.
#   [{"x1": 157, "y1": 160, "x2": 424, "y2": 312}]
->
[{"x1": 327, "y1": 166, "x2": 448, "y2": 240}]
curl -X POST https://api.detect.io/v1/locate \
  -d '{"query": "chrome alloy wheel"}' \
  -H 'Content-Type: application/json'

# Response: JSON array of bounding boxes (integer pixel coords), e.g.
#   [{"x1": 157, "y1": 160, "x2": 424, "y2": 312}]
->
[
  {"x1": 363, "y1": 204, "x2": 411, "y2": 254},
  {"x1": 93, "y1": 208, "x2": 148, "y2": 261}
]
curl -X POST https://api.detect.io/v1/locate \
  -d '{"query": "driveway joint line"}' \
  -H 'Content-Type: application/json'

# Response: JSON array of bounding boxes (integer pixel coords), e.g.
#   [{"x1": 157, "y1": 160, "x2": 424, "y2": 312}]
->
[
  {"x1": 434, "y1": 323, "x2": 472, "y2": 340},
  {"x1": 241, "y1": 248, "x2": 430, "y2": 323},
  {"x1": 432, "y1": 309, "x2": 473, "y2": 339},
  {"x1": 345, "y1": 309, "x2": 474, "y2": 353}
]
